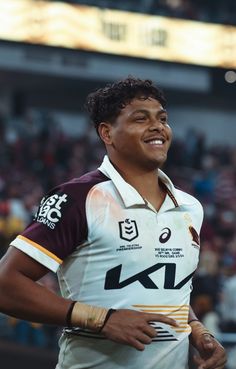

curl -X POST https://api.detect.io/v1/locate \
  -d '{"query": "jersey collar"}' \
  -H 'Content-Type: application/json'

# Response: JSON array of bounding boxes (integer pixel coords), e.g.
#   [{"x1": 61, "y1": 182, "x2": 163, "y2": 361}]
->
[{"x1": 98, "y1": 155, "x2": 182, "y2": 209}]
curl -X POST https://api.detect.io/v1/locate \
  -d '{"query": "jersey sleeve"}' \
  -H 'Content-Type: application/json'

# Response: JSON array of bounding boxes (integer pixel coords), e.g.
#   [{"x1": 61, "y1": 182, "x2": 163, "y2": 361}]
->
[
  {"x1": 10, "y1": 182, "x2": 88, "y2": 272},
  {"x1": 194, "y1": 199, "x2": 204, "y2": 234}
]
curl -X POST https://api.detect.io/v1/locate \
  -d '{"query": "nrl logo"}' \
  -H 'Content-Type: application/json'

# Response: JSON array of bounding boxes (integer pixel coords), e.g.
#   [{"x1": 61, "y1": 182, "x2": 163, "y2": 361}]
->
[{"x1": 119, "y1": 218, "x2": 139, "y2": 242}]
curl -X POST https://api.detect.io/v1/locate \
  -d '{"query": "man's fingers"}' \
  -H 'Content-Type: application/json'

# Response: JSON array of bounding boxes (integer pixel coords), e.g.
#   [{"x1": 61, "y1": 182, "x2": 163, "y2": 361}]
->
[
  {"x1": 142, "y1": 324, "x2": 157, "y2": 338},
  {"x1": 102, "y1": 309, "x2": 181, "y2": 351},
  {"x1": 129, "y1": 337, "x2": 145, "y2": 351},
  {"x1": 197, "y1": 355, "x2": 227, "y2": 369},
  {"x1": 147, "y1": 313, "x2": 179, "y2": 327},
  {"x1": 202, "y1": 334, "x2": 214, "y2": 351},
  {"x1": 193, "y1": 343, "x2": 227, "y2": 369},
  {"x1": 193, "y1": 354, "x2": 204, "y2": 367},
  {"x1": 136, "y1": 333, "x2": 153, "y2": 345}
]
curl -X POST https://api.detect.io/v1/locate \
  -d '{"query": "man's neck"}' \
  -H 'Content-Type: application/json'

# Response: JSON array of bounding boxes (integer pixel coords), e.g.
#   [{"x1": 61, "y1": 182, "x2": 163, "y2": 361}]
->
[{"x1": 111, "y1": 160, "x2": 166, "y2": 211}]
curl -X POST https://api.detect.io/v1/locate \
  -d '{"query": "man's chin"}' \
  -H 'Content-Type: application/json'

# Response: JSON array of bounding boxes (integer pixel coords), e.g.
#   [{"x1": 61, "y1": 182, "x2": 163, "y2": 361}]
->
[{"x1": 147, "y1": 155, "x2": 167, "y2": 170}]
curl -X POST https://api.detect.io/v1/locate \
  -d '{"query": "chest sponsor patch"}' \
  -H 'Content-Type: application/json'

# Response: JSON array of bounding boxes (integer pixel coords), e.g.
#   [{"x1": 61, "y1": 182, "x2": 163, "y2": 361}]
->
[{"x1": 34, "y1": 193, "x2": 68, "y2": 229}]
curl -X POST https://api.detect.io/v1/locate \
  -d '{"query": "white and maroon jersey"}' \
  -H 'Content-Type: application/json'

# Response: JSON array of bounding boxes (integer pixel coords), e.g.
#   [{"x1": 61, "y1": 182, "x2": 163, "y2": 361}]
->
[{"x1": 11, "y1": 155, "x2": 203, "y2": 369}]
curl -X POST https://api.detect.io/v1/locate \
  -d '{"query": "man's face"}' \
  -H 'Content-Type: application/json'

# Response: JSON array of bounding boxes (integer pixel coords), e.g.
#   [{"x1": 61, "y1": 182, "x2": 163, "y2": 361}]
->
[{"x1": 101, "y1": 97, "x2": 172, "y2": 171}]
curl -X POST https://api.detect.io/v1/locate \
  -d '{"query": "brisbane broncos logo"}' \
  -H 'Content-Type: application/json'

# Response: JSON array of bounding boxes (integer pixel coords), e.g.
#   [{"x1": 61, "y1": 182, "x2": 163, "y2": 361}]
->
[{"x1": 189, "y1": 226, "x2": 200, "y2": 246}]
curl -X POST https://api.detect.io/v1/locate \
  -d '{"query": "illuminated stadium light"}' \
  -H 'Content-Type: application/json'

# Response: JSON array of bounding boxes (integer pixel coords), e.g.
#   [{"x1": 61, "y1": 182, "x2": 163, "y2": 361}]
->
[{"x1": 225, "y1": 70, "x2": 236, "y2": 83}]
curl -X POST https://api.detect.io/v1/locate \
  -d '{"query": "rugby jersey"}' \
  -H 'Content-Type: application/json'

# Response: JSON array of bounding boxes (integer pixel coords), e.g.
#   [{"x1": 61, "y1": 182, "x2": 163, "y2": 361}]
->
[{"x1": 11, "y1": 155, "x2": 203, "y2": 369}]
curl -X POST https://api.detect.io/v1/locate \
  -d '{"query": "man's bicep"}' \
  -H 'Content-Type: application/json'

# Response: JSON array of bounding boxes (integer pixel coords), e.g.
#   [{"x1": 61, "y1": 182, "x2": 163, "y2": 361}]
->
[{"x1": 0, "y1": 246, "x2": 50, "y2": 281}]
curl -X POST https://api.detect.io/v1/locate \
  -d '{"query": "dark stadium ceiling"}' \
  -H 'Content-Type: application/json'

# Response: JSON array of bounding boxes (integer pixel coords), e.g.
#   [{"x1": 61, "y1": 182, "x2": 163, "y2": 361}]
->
[
  {"x1": 0, "y1": 65, "x2": 234, "y2": 114},
  {"x1": 47, "y1": 0, "x2": 159, "y2": 14},
  {"x1": 51, "y1": 0, "x2": 236, "y2": 25}
]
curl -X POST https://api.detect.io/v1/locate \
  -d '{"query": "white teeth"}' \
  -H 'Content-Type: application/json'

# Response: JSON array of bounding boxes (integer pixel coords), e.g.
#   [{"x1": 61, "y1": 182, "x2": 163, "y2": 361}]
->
[{"x1": 149, "y1": 139, "x2": 163, "y2": 145}]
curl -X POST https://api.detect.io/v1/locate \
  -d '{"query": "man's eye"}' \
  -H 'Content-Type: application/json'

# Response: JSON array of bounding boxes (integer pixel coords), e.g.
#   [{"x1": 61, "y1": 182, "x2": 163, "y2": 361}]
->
[
  {"x1": 135, "y1": 116, "x2": 146, "y2": 121},
  {"x1": 160, "y1": 116, "x2": 168, "y2": 124}
]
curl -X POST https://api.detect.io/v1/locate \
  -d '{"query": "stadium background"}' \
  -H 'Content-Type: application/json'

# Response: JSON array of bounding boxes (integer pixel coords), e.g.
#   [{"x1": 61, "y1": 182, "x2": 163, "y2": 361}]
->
[{"x1": 0, "y1": 0, "x2": 235, "y2": 368}]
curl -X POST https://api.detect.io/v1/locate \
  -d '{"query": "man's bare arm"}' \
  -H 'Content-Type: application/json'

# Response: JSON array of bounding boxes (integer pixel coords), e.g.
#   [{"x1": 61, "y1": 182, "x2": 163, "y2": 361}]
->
[
  {"x1": 0, "y1": 246, "x2": 71, "y2": 325},
  {"x1": 0, "y1": 246, "x2": 178, "y2": 351}
]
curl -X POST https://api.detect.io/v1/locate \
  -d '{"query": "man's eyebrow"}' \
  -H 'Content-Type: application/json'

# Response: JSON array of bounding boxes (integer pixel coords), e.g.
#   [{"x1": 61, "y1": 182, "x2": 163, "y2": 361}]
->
[
  {"x1": 130, "y1": 108, "x2": 167, "y2": 115},
  {"x1": 157, "y1": 108, "x2": 167, "y2": 115}
]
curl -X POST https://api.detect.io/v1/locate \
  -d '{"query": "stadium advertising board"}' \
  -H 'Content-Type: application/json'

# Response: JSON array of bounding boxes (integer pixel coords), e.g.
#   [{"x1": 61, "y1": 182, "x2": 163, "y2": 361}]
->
[{"x1": 0, "y1": 0, "x2": 235, "y2": 68}]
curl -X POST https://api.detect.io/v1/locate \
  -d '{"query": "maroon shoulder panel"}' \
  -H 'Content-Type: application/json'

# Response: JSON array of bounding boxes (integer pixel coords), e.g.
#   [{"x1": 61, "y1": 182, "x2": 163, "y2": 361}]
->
[{"x1": 21, "y1": 170, "x2": 109, "y2": 260}]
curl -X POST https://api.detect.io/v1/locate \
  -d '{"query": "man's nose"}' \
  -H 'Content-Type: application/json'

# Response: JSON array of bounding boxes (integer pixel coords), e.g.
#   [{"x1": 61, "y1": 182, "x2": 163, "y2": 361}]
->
[{"x1": 148, "y1": 118, "x2": 163, "y2": 131}]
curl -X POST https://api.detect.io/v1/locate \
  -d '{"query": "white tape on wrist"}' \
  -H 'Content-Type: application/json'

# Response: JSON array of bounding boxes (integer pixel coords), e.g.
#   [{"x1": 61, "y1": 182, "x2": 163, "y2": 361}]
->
[{"x1": 71, "y1": 301, "x2": 108, "y2": 332}]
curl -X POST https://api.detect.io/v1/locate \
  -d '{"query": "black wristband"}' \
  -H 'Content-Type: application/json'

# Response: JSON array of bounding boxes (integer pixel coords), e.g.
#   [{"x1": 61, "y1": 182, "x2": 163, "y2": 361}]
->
[
  {"x1": 99, "y1": 308, "x2": 117, "y2": 332},
  {"x1": 188, "y1": 319, "x2": 215, "y2": 338},
  {"x1": 188, "y1": 319, "x2": 199, "y2": 324},
  {"x1": 66, "y1": 301, "x2": 77, "y2": 328}
]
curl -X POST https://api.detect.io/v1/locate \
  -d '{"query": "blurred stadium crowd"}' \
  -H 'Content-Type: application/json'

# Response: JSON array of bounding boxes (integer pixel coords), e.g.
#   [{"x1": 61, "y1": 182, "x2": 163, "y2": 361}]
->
[
  {"x1": 0, "y1": 104, "x2": 236, "y2": 350},
  {"x1": 51, "y1": 0, "x2": 236, "y2": 25}
]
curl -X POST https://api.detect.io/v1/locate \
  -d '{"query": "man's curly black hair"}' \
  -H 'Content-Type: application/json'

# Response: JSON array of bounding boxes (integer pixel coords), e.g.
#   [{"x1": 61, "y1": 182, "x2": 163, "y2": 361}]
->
[{"x1": 85, "y1": 77, "x2": 166, "y2": 135}]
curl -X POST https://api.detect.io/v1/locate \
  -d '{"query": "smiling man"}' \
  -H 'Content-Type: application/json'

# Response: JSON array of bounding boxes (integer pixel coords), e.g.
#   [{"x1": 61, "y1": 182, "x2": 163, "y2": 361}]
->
[{"x1": 0, "y1": 77, "x2": 226, "y2": 369}]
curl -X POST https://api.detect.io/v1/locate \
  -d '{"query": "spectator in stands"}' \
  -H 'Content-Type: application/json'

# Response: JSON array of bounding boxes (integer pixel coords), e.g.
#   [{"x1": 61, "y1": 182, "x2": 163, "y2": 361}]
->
[{"x1": 220, "y1": 266, "x2": 236, "y2": 333}]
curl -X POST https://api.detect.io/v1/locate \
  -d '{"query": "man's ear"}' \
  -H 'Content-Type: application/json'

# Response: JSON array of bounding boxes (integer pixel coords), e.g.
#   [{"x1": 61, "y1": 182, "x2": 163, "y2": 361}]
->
[{"x1": 98, "y1": 122, "x2": 113, "y2": 145}]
